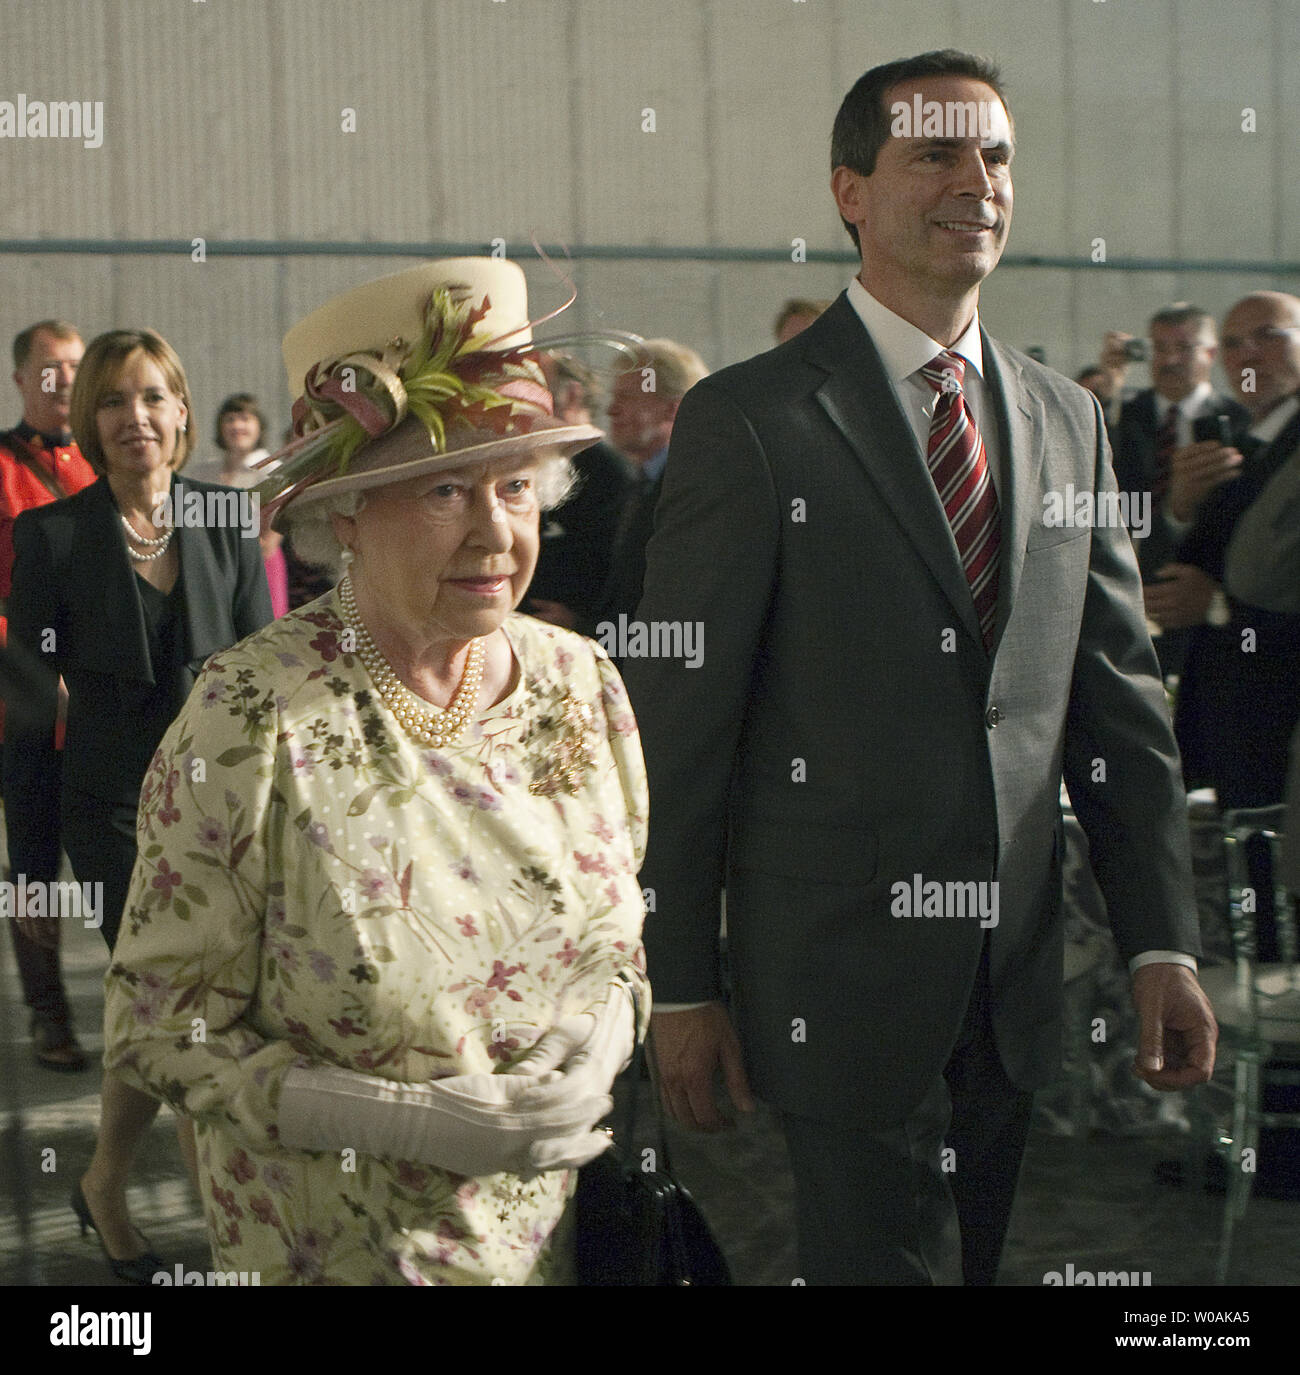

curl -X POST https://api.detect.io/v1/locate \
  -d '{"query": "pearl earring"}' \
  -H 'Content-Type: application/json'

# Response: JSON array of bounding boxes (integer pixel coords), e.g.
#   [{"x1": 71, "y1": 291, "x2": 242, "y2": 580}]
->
[{"x1": 340, "y1": 547, "x2": 354, "y2": 567}]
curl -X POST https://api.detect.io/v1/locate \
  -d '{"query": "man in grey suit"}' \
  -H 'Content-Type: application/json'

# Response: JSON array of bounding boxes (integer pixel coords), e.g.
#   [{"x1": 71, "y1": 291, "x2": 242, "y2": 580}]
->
[{"x1": 622, "y1": 50, "x2": 1216, "y2": 1285}]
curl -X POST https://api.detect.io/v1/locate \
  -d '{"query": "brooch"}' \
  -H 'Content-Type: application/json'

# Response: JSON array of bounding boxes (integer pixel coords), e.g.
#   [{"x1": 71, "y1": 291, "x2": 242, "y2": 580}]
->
[{"x1": 529, "y1": 693, "x2": 598, "y2": 797}]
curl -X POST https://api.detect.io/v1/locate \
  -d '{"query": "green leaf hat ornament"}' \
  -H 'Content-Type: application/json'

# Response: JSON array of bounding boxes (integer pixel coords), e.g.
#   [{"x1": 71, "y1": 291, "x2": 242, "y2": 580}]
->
[{"x1": 254, "y1": 259, "x2": 605, "y2": 524}]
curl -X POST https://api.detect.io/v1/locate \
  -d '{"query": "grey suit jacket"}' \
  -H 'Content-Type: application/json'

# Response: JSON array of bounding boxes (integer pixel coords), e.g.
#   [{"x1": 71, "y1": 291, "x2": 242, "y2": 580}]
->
[
  {"x1": 622, "y1": 293, "x2": 1199, "y2": 1126},
  {"x1": 1222, "y1": 416, "x2": 1300, "y2": 889}
]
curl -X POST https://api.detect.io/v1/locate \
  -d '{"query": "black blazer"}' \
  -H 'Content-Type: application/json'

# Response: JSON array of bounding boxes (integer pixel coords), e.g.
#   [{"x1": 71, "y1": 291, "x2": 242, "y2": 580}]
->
[
  {"x1": 527, "y1": 440, "x2": 635, "y2": 618},
  {"x1": 3, "y1": 475, "x2": 271, "y2": 875},
  {"x1": 1174, "y1": 402, "x2": 1300, "y2": 807},
  {"x1": 581, "y1": 469, "x2": 662, "y2": 643}
]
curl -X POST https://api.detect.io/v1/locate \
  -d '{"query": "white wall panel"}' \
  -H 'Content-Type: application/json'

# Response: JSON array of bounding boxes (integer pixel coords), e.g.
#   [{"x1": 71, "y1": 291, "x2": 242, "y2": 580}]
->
[
  {"x1": 707, "y1": 5, "x2": 842, "y2": 253},
  {"x1": 0, "y1": 0, "x2": 1294, "y2": 431},
  {"x1": 1268, "y1": 1, "x2": 1298, "y2": 259},
  {"x1": 572, "y1": 0, "x2": 712, "y2": 246},
  {"x1": 0, "y1": 0, "x2": 114, "y2": 237},
  {"x1": 1174, "y1": 0, "x2": 1276, "y2": 262}
]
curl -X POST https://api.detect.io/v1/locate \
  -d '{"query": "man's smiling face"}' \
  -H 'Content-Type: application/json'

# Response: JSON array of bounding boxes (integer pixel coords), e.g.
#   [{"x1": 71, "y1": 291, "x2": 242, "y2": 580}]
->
[{"x1": 837, "y1": 75, "x2": 1014, "y2": 303}]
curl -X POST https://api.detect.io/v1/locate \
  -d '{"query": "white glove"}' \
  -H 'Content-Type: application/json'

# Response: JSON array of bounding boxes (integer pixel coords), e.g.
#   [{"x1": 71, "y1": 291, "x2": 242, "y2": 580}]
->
[
  {"x1": 276, "y1": 1064, "x2": 613, "y2": 1178},
  {"x1": 500, "y1": 982, "x2": 637, "y2": 1171}
]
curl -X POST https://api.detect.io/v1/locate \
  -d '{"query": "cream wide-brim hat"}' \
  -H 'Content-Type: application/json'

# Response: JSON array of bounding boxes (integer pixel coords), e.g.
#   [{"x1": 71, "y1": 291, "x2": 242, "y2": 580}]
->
[{"x1": 274, "y1": 258, "x2": 602, "y2": 514}]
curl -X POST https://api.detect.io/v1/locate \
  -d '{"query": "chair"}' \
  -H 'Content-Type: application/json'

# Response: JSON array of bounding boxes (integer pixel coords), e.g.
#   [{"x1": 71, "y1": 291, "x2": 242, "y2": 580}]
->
[{"x1": 1196, "y1": 804, "x2": 1300, "y2": 1284}]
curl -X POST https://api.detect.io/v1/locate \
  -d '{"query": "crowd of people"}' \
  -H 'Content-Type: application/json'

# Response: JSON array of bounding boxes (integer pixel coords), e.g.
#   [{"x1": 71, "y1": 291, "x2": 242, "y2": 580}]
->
[{"x1": 1, "y1": 45, "x2": 1296, "y2": 1286}]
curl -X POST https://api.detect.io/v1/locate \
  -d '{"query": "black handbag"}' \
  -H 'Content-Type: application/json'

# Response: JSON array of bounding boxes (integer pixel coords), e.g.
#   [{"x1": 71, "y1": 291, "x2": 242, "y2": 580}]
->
[{"x1": 572, "y1": 1005, "x2": 732, "y2": 1286}]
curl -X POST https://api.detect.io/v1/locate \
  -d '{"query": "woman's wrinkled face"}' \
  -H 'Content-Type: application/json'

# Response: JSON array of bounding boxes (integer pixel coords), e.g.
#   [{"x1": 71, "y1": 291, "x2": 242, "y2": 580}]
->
[
  {"x1": 95, "y1": 351, "x2": 187, "y2": 479},
  {"x1": 336, "y1": 454, "x2": 545, "y2": 645}
]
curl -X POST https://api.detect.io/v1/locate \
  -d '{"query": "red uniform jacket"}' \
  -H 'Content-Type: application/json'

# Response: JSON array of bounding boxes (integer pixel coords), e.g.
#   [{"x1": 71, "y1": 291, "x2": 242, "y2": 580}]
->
[{"x1": 0, "y1": 427, "x2": 97, "y2": 741}]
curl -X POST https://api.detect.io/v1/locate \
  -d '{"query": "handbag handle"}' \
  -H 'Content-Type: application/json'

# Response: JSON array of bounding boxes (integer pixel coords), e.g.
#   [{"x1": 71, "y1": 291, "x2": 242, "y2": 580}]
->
[{"x1": 612, "y1": 980, "x2": 678, "y2": 1177}]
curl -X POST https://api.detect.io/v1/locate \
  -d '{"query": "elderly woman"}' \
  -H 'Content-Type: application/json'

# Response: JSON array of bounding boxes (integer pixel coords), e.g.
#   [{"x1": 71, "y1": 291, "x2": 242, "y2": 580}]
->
[
  {"x1": 3, "y1": 328, "x2": 272, "y2": 1281},
  {"x1": 102, "y1": 261, "x2": 650, "y2": 1286}
]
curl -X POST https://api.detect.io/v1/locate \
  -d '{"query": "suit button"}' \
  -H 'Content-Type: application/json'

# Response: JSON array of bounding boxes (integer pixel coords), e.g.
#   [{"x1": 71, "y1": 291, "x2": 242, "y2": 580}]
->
[{"x1": 985, "y1": 705, "x2": 1001, "y2": 728}]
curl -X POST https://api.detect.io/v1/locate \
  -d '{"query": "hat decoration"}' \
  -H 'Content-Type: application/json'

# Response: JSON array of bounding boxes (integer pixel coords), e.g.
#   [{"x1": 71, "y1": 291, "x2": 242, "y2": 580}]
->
[{"x1": 254, "y1": 283, "x2": 560, "y2": 521}]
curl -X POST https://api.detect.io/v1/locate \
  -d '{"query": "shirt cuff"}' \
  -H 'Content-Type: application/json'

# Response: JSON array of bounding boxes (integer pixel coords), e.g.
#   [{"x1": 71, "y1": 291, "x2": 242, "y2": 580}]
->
[{"x1": 1129, "y1": 950, "x2": 1198, "y2": 974}]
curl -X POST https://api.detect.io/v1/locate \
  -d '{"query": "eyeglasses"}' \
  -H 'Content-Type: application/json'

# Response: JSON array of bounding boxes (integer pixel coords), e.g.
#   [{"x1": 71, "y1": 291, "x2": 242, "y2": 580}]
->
[{"x1": 1221, "y1": 326, "x2": 1300, "y2": 350}]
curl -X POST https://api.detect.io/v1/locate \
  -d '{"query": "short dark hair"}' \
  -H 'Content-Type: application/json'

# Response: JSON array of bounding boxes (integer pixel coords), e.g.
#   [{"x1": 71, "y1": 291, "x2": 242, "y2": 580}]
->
[
  {"x1": 1147, "y1": 303, "x2": 1216, "y2": 341},
  {"x1": 213, "y1": 392, "x2": 268, "y2": 450},
  {"x1": 830, "y1": 50, "x2": 1012, "y2": 247},
  {"x1": 13, "y1": 319, "x2": 81, "y2": 371}
]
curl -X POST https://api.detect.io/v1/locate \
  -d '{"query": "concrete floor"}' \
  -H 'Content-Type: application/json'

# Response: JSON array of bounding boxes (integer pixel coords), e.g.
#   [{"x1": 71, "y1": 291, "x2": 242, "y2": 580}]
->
[{"x1": 3, "y1": 913, "x2": 1297, "y2": 1288}]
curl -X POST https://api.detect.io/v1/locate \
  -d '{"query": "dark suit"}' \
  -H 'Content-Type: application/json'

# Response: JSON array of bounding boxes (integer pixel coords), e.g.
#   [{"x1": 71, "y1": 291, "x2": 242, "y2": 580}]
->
[
  {"x1": 1221, "y1": 416, "x2": 1300, "y2": 890},
  {"x1": 623, "y1": 294, "x2": 1199, "y2": 1281},
  {"x1": 2, "y1": 476, "x2": 271, "y2": 947},
  {"x1": 1110, "y1": 388, "x2": 1250, "y2": 677},
  {"x1": 1174, "y1": 403, "x2": 1300, "y2": 810},
  {"x1": 527, "y1": 440, "x2": 634, "y2": 620},
  {"x1": 591, "y1": 467, "x2": 665, "y2": 643}
]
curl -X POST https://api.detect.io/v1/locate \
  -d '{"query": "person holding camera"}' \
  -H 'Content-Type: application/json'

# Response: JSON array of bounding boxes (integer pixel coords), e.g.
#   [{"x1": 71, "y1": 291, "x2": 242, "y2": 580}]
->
[
  {"x1": 1146, "y1": 292, "x2": 1300, "y2": 810},
  {"x1": 1107, "y1": 305, "x2": 1249, "y2": 678}
]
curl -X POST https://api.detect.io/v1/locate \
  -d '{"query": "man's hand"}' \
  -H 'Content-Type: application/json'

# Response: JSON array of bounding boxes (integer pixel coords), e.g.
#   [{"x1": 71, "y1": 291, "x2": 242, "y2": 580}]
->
[
  {"x1": 651, "y1": 1002, "x2": 755, "y2": 1132},
  {"x1": 1131, "y1": 963, "x2": 1217, "y2": 1090},
  {"x1": 1167, "y1": 440, "x2": 1243, "y2": 522},
  {"x1": 1144, "y1": 563, "x2": 1217, "y2": 629},
  {"x1": 529, "y1": 598, "x2": 578, "y2": 629}
]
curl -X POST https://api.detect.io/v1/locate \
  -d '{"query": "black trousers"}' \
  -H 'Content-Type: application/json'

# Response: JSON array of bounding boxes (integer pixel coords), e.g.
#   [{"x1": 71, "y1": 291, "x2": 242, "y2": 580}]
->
[
  {"x1": 3, "y1": 746, "x2": 73, "y2": 1029},
  {"x1": 779, "y1": 948, "x2": 1034, "y2": 1285},
  {"x1": 60, "y1": 790, "x2": 138, "y2": 954},
  {"x1": 6, "y1": 899, "x2": 72, "y2": 1027}
]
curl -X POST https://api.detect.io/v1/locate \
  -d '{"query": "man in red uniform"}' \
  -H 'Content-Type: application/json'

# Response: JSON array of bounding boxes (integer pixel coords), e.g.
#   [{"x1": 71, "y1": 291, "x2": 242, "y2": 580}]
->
[{"x1": 1, "y1": 320, "x2": 97, "y2": 1070}]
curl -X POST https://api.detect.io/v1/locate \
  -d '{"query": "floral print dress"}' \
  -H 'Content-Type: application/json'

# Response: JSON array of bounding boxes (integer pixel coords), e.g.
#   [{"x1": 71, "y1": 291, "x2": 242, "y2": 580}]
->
[{"x1": 103, "y1": 590, "x2": 649, "y2": 1285}]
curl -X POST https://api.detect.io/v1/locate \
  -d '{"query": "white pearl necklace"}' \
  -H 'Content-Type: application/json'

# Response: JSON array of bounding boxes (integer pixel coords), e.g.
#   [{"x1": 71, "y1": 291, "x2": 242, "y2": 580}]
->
[
  {"x1": 121, "y1": 513, "x2": 174, "y2": 561},
  {"x1": 339, "y1": 574, "x2": 484, "y2": 749}
]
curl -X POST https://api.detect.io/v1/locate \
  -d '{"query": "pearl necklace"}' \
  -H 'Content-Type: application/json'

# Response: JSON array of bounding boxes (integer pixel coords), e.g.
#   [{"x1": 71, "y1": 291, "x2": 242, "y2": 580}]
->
[
  {"x1": 121, "y1": 513, "x2": 174, "y2": 561},
  {"x1": 339, "y1": 574, "x2": 484, "y2": 749}
]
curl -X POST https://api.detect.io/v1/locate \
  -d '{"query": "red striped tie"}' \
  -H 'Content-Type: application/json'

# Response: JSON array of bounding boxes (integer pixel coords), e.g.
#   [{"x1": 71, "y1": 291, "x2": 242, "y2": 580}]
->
[{"x1": 919, "y1": 351, "x2": 1001, "y2": 650}]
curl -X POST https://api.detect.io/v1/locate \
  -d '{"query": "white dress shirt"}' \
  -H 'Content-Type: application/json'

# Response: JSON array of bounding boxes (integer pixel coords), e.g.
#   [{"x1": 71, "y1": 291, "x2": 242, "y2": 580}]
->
[{"x1": 845, "y1": 277, "x2": 1004, "y2": 497}]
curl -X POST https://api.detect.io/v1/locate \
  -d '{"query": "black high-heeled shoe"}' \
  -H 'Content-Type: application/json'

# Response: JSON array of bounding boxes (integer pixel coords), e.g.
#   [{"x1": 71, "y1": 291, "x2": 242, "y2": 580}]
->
[{"x1": 71, "y1": 1182, "x2": 165, "y2": 1285}]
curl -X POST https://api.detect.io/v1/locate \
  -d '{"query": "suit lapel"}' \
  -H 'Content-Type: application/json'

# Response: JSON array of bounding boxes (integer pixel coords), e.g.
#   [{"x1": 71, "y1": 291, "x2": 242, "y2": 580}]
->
[
  {"x1": 808, "y1": 301, "x2": 983, "y2": 649},
  {"x1": 981, "y1": 333, "x2": 1046, "y2": 648},
  {"x1": 1253, "y1": 401, "x2": 1300, "y2": 484},
  {"x1": 174, "y1": 483, "x2": 234, "y2": 666}
]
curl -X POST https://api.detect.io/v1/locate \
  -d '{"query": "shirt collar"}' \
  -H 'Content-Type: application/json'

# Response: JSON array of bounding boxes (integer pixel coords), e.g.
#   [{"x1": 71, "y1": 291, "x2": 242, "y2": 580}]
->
[
  {"x1": 1250, "y1": 393, "x2": 1300, "y2": 444},
  {"x1": 846, "y1": 277, "x2": 984, "y2": 384},
  {"x1": 15, "y1": 417, "x2": 74, "y2": 449},
  {"x1": 1158, "y1": 382, "x2": 1213, "y2": 420}
]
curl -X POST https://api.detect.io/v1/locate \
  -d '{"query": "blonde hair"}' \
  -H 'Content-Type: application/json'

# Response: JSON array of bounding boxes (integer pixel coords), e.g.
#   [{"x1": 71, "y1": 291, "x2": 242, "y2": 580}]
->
[{"x1": 633, "y1": 339, "x2": 710, "y2": 401}]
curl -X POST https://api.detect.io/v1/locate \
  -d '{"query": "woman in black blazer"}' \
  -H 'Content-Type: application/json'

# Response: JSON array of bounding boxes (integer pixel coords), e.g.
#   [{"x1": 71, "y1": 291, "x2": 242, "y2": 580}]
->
[{"x1": 3, "y1": 329, "x2": 271, "y2": 1282}]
